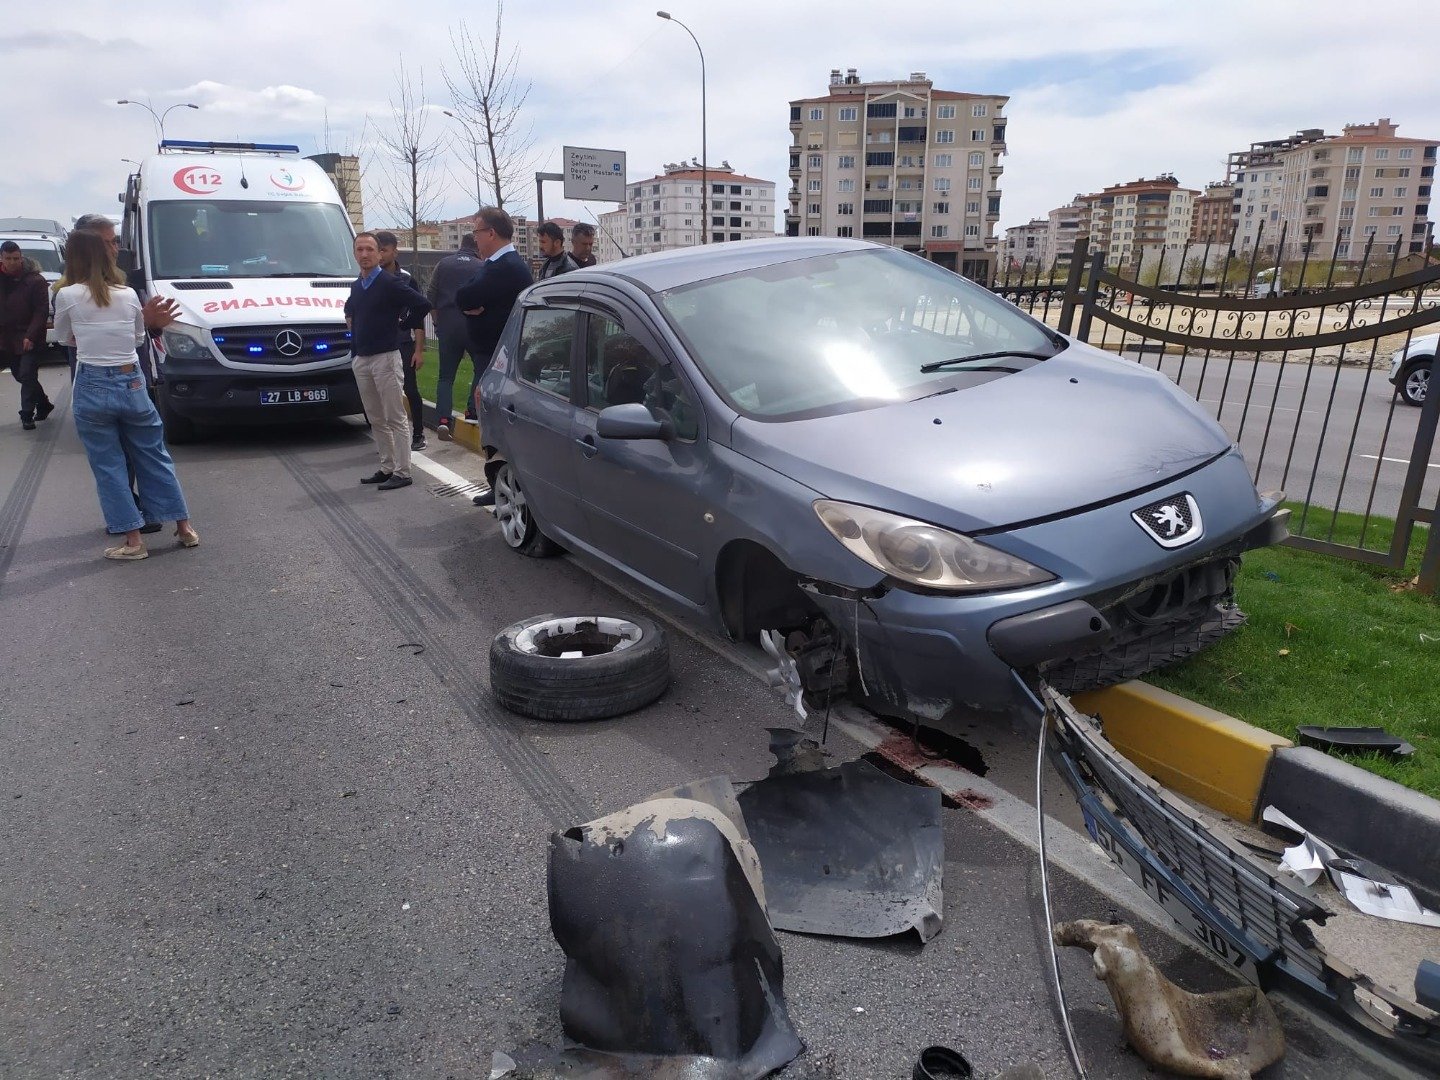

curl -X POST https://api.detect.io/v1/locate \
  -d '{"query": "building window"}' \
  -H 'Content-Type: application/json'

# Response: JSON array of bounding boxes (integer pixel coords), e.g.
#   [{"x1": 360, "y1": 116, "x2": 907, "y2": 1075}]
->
[
  {"x1": 1398, "y1": 147, "x2": 1414, "y2": 159},
  {"x1": 653, "y1": 232, "x2": 661, "y2": 243},
  {"x1": 808, "y1": 154, "x2": 822, "y2": 169},
  {"x1": 789, "y1": 105, "x2": 801, "y2": 123},
  {"x1": 744, "y1": 220, "x2": 752, "y2": 228},
  {"x1": 713, "y1": 232, "x2": 724, "y2": 242},
  {"x1": 1395, "y1": 186, "x2": 1409, "y2": 198},
  {"x1": 968, "y1": 152, "x2": 984, "y2": 168},
  {"x1": 809, "y1": 107, "x2": 824, "y2": 121},
  {"x1": 837, "y1": 202, "x2": 853, "y2": 215},
  {"x1": 807, "y1": 226, "x2": 821, "y2": 236},
  {"x1": 837, "y1": 179, "x2": 855, "y2": 192},
  {"x1": 865, "y1": 151, "x2": 894, "y2": 166},
  {"x1": 729, "y1": 200, "x2": 741, "y2": 210},
  {"x1": 808, "y1": 203, "x2": 820, "y2": 215},
  {"x1": 1347, "y1": 147, "x2": 1364, "y2": 163},
  {"x1": 838, "y1": 106, "x2": 858, "y2": 122},
  {"x1": 967, "y1": 177, "x2": 981, "y2": 190},
  {"x1": 1370, "y1": 186, "x2": 1384, "y2": 197},
  {"x1": 965, "y1": 200, "x2": 978, "y2": 213},
  {"x1": 651, "y1": 216, "x2": 660, "y2": 226},
  {"x1": 903, "y1": 105, "x2": 917, "y2": 118},
  {"x1": 972, "y1": 103, "x2": 988, "y2": 117},
  {"x1": 867, "y1": 102, "x2": 896, "y2": 118},
  {"x1": 730, "y1": 216, "x2": 742, "y2": 227},
  {"x1": 1397, "y1": 167, "x2": 1411, "y2": 177},
  {"x1": 684, "y1": 217, "x2": 693, "y2": 225},
  {"x1": 1388, "y1": 224, "x2": 1403, "y2": 236},
  {"x1": 1375, "y1": 148, "x2": 1390, "y2": 159},
  {"x1": 712, "y1": 183, "x2": 725, "y2": 194},
  {"x1": 933, "y1": 178, "x2": 951, "y2": 191},
  {"x1": 730, "y1": 232, "x2": 741, "y2": 240},
  {"x1": 712, "y1": 215, "x2": 724, "y2": 226},
  {"x1": 933, "y1": 201, "x2": 950, "y2": 214},
  {"x1": 933, "y1": 153, "x2": 952, "y2": 167},
  {"x1": 935, "y1": 104, "x2": 956, "y2": 119},
  {"x1": 935, "y1": 129, "x2": 955, "y2": 144},
  {"x1": 836, "y1": 225, "x2": 853, "y2": 237},
  {"x1": 930, "y1": 224, "x2": 949, "y2": 238},
  {"x1": 730, "y1": 185, "x2": 741, "y2": 194},
  {"x1": 808, "y1": 179, "x2": 822, "y2": 192},
  {"x1": 964, "y1": 224, "x2": 980, "y2": 237},
  {"x1": 1392, "y1": 205, "x2": 1406, "y2": 215},
  {"x1": 970, "y1": 129, "x2": 986, "y2": 142},
  {"x1": 838, "y1": 154, "x2": 855, "y2": 169}
]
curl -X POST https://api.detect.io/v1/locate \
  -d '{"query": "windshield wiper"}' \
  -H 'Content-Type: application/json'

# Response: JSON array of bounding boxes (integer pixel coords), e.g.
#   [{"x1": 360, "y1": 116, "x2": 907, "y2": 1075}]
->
[{"x1": 920, "y1": 349, "x2": 1057, "y2": 373}]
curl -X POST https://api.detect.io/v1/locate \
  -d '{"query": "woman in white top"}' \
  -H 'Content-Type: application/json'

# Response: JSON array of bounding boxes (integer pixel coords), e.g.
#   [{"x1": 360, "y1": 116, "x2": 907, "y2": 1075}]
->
[{"x1": 53, "y1": 231, "x2": 200, "y2": 560}]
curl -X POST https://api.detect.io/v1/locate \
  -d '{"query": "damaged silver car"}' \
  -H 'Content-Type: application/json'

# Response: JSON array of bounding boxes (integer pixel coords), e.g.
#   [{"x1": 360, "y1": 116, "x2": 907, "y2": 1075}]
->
[{"x1": 478, "y1": 238, "x2": 1287, "y2": 726}]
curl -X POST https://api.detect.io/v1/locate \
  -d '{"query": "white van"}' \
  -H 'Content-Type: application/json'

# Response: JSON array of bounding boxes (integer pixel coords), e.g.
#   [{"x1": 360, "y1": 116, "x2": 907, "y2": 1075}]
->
[{"x1": 118, "y1": 140, "x2": 360, "y2": 440}]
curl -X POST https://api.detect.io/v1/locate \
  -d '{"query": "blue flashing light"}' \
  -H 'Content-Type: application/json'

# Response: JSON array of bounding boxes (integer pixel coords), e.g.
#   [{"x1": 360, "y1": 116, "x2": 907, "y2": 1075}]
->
[
  {"x1": 212, "y1": 335, "x2": 227, "y2": 344},
  {"x1": 343, "y1": 331, "x2": 352, "y2": 338},
  {"x1": 159, "y1": 139, "x2": 300, "y2": 154},
  {"x1": 314, "y1": 342, "x2": 330, "y2": 352},
  {"x1": 247, "y1": 344, "x2": 264, "y2": 355}
]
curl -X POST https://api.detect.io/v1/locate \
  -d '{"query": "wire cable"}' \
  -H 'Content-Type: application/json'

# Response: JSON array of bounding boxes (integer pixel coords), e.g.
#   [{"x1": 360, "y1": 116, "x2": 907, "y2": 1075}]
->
[{"x1": 1036, "y1": 700, "x2": 1088, "y2": 1080}]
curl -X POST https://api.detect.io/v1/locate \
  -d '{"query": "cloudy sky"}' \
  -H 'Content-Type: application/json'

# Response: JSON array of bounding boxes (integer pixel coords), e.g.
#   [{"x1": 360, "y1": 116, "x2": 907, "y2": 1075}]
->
[{"x1": 6, "y1": 1, "x2": 1438, "y2": 238}]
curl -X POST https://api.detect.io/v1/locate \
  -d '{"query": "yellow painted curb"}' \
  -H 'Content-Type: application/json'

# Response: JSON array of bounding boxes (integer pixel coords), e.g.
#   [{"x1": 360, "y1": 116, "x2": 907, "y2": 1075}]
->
[
  {"x1": 1069, "y1": 681, "x2": 1292, "y2": 822},
  {"x1": 422, "y1": 398, "x2": 483, "y2": 455}
]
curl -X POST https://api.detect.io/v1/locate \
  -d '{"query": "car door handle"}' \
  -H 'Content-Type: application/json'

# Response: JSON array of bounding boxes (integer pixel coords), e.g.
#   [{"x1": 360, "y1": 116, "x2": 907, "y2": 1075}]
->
[
  {"x1": 504, "y1": 403, "x2": 518, "y2": 424},
  {"x1": 575, "y1": 435, "x2": 598, "y2": 458}
]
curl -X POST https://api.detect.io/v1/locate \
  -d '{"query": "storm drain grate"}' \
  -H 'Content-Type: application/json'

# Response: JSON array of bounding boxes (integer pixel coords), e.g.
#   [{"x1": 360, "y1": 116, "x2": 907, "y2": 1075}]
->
[{"x1": 428, "y1": 480, "x2": 490, "y2": 500}]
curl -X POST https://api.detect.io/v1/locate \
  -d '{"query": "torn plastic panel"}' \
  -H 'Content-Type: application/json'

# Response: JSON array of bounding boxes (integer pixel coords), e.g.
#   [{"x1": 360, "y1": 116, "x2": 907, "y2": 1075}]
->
[
  {"x1": 1046, "y1": 686, "x2": 1440, "y2": 1067},
  {"x1": 737, "y1": 729, "x2": 944, "y2": 942},
  {"x1": 547, "y1": 777, "x2": 803, "y2": 1077}
]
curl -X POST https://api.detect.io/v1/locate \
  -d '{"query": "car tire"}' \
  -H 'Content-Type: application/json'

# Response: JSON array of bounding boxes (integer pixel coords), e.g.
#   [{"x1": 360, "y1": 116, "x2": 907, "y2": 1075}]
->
[
  {"x1": 1397, "y1": 358, "x2": 1430, "y2": 407},
  {"x1": 155, "y1": 385, "x2": 199, "y2": 444},
  {"x1": 491, "y1": 461, "x2": 562, "y2": 557},
  {"x1": 489, "y1": 613, "x2": 671, "y2": 721}
]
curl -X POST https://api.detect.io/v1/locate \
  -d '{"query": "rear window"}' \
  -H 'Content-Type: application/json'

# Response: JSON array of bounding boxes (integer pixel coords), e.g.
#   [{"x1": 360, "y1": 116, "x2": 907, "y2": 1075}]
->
[{"x1": 656, "y1": 247, "x2": 1057, "y2": 420}]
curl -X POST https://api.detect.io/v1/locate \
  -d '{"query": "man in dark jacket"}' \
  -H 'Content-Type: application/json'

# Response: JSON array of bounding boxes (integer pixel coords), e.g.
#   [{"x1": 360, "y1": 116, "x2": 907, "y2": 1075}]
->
[
  {"x1": 343, "y1": 232, "x2": 432, "y2": 490},
  {"x1": 0, "y1": 241, "x2": 54, "y2": 430},
  {"x1": 375, "y1": 231, "x2": 429, "y2": 452},
  {"x1": 570, "y1": 223, "x2": 597, "y2": 268},
  {"x1": 453, "y1": 207, "x2": 533, "y2": 434},
  {"x1": 427, "y1": 232, "x2": 483, "y2": 437},
  {"x1": 537, "y1": 221, "x2": 578, "y2": 279}
]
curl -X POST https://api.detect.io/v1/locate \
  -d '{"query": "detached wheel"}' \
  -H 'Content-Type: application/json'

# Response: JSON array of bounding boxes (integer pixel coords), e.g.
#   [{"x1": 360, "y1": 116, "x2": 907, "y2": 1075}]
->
[
  {"x1": 1397, "y1": 359, "x2": 1430, "y2": 407},
  {"x1": 491, "y1": 462, "x2": 561, "y2": 557},
  {"x1": 490, "y1": 614, "x2": 671, "y2": 721}
]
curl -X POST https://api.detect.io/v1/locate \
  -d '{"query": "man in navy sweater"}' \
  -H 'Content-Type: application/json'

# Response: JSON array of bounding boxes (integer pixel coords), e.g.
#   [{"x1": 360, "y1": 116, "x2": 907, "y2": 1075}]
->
[
  {"x1": 450, "y1": 208, "x2": 534, "y2": 443},
  {"x1": 343, "y1": 233, "x2": 432, "y2": 490}
]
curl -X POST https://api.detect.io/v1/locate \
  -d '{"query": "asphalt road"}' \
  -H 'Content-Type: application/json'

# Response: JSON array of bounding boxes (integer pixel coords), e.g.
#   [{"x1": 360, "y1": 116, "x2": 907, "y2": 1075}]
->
[
  {"x1": 0, "y1": 365, "x2": 1415, "y2": 1078},
  {"x1": 1133, "y1": 351, "x2": 1440, "y2": 521}
]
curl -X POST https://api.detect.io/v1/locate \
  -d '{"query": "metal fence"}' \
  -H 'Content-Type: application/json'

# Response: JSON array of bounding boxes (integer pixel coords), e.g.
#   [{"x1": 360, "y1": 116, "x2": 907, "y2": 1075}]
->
[{"x1": 992, "y1": 227, "x2": 1440, "y2": 592}]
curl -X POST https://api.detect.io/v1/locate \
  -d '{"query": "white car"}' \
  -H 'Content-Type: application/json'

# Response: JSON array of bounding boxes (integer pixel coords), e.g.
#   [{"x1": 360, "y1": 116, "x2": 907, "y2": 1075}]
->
[
  {"x1": 1389, "y1": 332, "x2": 1434, "y2": 407},
  {"x1": 0, "y1": 229, "x2": 65, "y2": 348}
]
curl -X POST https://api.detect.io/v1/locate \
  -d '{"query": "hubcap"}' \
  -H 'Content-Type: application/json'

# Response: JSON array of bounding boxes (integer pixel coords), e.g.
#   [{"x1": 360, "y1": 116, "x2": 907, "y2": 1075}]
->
[{"x1": 494, "y1": 466, "x2": 529, "y2": 548}]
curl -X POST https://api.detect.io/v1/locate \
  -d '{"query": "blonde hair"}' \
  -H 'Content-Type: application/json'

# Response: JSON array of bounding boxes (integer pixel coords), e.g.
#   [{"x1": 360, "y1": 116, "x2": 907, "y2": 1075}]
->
[{"x1": 59, "y1": 230, "x2": 126, "y2": 307}]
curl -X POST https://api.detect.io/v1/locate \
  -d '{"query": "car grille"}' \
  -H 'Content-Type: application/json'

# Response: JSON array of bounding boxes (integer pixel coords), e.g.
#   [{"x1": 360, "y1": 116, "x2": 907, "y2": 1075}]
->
[{"x1": 210, "y1": 323, "x2": 352, "y2": 365}]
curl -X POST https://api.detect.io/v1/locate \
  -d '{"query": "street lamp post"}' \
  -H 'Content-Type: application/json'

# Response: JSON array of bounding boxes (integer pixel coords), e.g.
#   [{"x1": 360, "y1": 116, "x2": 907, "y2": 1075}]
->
[
  {"x1": 116, "y1": 100, "x2": 200, "y2": 148},
  {"x1": 443, "y1": 109, "x2": 486, "y2": 213},
  {"x1": 656, "y1": 11, "x2": 707, "y2": 244}
]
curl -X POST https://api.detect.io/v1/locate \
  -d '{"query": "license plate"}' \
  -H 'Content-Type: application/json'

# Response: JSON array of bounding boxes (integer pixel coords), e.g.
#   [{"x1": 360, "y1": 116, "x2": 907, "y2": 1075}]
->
[
  {"x1": 260, "y1": 388, "x2": 328, "y2": 405},
  {"x1": 1085, "y1": 808, "x2": 1261, "y2": 983}
]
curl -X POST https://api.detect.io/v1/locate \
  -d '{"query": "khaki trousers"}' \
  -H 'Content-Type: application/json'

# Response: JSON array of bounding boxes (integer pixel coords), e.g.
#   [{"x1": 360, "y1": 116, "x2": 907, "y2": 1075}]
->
[{"x1": 353, "y1": 351, "x2": 411, "y2": 479}]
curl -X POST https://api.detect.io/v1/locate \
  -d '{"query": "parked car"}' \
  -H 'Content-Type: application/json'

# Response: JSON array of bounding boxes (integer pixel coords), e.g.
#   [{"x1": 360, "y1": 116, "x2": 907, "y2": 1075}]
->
[
  {"x1": 1389, "y1": 332, "x2": 1433, "y2": 407},
  {"x1": 0, "y1": 228, "x2": 66, "y2": 349},
  {"x1": 477, "y1": 238, "x2": 1287, "y2": 726}
]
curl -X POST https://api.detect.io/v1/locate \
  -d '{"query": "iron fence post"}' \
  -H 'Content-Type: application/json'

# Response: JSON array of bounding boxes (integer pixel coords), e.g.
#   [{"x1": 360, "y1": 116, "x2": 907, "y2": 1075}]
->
[
  {"x1": 1074, "y1": 251, "x2": 1105, "y2": 343},
  {"x1": 1057, "y1": 237, "x2": 1089, "y2": 336}
]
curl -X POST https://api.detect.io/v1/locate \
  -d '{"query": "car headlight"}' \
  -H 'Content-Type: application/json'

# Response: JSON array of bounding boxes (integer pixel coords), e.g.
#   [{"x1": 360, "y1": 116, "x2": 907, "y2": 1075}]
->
[
  {"x1": 160, "y1": 322, "x2": 214, "y2": 361},
  {"x1": 814, "y1": 499, "x2": 1055, "y2": 593}
]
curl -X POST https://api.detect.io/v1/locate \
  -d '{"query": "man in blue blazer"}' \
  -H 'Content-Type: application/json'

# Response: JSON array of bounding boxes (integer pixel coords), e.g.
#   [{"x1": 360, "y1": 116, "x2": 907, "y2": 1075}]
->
[{"x1": 444, "y1": 208, "x2": 534, "y2": 451}]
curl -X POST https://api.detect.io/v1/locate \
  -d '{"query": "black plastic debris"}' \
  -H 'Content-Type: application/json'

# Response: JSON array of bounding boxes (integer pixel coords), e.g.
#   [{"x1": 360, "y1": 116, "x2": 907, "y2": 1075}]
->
[
  {"x1": 913, "y1": 1045, "x2": 972, "y2": 1079},
  {"x1": 547, "y1": 776, "x2": 803, "y2": 1078},
  {"x1": 738, "y1": 729, "x2": 944, "y2": 942},
  {"x1": 1296, "y1": 725, "x2": 1416, "y2": 758}
]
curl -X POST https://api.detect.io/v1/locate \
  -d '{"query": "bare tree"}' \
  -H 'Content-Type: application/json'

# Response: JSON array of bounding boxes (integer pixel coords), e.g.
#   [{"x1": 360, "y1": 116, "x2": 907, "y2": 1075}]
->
[
  {"x1": 375, "y1": 58, "x2": 447, "y2": 251},
  {"x1": 443, "y1": 4, "x2": 534, "y2": 212}
]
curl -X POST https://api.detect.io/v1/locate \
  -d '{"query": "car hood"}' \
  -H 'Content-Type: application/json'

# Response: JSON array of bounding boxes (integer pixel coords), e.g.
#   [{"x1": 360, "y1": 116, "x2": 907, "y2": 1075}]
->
[
  {"x1": 154, "y1": 277, "x2": 352, "y2": 327},
  {"x1": 728, "y1": 342, "x2": 1236, "y2": 533}
]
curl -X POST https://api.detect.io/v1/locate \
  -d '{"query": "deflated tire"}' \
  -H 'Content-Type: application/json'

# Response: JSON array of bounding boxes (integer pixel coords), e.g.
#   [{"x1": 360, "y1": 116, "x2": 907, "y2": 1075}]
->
[{"x1": 489, "y1": 614, "x2": 671, "y2": 721}]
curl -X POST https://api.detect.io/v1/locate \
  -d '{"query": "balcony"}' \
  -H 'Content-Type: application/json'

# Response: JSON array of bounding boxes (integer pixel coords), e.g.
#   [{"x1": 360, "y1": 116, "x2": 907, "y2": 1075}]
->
[{"x1": 989, "y1": 165, "x2": 1004, "y2": 178}]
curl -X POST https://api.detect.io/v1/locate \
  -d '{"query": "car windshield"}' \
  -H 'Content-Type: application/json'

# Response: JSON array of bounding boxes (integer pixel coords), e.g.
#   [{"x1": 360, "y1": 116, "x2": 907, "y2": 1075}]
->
[
  {"x1": 147, "y1": 200, "x2": 357, "y2": 279},
  {"x1": 16, "y1": 242, "x2": 62, "y2": 272},
  {"x1": 655, "y1": 247, "x2": 1059, "y2": 419}
]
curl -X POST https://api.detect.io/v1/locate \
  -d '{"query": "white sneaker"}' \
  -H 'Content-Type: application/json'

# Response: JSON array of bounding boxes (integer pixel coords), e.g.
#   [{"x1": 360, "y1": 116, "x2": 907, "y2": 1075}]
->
[{"x1": 437, "y1": 421, "x2": 454, "y2": 442}]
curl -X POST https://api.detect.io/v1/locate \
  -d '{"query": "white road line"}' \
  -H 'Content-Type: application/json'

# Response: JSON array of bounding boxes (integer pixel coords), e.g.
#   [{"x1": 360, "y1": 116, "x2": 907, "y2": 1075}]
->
[
  {"x1": 409, "y1": 451, "x2": 480, "y2": 490},
  {"x1": 1358, "y1": 454, "x2": 1440, "y2": 468}
]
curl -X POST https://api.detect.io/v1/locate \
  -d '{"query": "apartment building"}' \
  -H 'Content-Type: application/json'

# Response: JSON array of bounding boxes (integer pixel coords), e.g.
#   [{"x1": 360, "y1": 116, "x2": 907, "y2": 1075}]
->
[
  {"x1": 1226, "y1": 128, "x2": 1329, "y2": 256},
  {"x1": 597, "y1": 207, "x2": 627, "y2": 263},
  {"x1": 436, "y1": 213, "x2": 545, "y2": 266},
  {"x1": 1046, "y1": 196, "x2": 1089, "y2": 274},
  {"x1": 1191, "y1": 182, "x2": 1234, "y2": 246},
  {"x1": 306, "y1": 153, "x2": 364, "y2": 230},
  {"x1": 787, "y1": 68, "x2": 1008, "y2": 283},
  {"x1": 1081, "y1": 175, "x2": 1198, "y2": 267},
  {"x1": 1274, "y1": 119, "x2": 1437, "y2": 261},
  {"x1": 1003, "y1": 218, "x2": 1049, "y2": 270},
  {"x1": 605, "y1": 162, "x2": 776, "y2": 257}
]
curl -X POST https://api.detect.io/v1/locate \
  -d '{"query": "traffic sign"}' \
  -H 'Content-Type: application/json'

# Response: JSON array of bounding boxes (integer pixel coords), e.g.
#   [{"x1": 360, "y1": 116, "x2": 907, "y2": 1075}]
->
[{"x1": 563, "y1": 146, "x2": 626, "y2": 202}]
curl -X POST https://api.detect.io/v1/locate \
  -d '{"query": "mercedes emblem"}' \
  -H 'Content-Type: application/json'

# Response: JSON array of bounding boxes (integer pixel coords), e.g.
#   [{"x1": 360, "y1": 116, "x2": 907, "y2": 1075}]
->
[{"x1": 275, "y1": 329, "x2": 304, "y2": 357}]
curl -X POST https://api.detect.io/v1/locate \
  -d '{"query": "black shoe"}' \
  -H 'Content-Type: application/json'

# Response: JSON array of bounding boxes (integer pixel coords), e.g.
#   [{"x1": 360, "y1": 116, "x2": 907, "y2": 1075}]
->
[
  {"x1": 140, "y1": 522, "x2": 164, "y2": 535},
  {"x1": 472, "y1": 489, "x2": 495, "y2": 507},
  {"x1": 411, "y1": 434, "x2": 426, "y2": 452},
  {"x1": 436, "y1": 421, "x2": 453, "y2": 442},
  {"x1": 361, "y1": 470, "x2": 393, "y2": 485},
  {"x1": 20, "y1": 412, "x2": 35, "y2": 430},
  {"x1": 377, "y1": 474, "x2": 413, "y2": 491},
  {"x1": 35, "y1": 401, "x2": 55, "y2": 422}
]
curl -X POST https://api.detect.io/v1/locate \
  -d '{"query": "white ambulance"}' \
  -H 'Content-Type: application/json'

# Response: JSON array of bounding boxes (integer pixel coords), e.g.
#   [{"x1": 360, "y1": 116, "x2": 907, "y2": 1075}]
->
[{"x1": 118, "y1": 140, "x2": 360, "y2": 440}]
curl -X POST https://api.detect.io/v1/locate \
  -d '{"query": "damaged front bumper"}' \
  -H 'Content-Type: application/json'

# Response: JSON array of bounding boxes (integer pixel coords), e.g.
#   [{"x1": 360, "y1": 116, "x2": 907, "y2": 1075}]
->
[{"x1": 1046, "y1": 687, "x2": 1440, "y2": 1066}]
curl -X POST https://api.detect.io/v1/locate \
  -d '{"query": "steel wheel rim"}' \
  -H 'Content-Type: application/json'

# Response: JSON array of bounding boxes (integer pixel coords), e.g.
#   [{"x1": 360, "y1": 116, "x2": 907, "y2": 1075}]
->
[
  {"x1": 513, "y1": 616, "x2": 643, "y2": 657},
  {"x1": 494, "y1": 466, "x2": 529, "y2": 547}
]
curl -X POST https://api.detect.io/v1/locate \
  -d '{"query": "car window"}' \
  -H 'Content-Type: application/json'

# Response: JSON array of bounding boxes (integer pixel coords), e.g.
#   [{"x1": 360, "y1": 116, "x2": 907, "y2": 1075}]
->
[
  {"x1": 584, "y1": 313, "x2": 699, "y2": 441},
  {"x1": 655, "y1": 247, "x2": 1058, "y2": 420},
  {"x1": 517, "y1": 307, "x2": 578, "y2": 399}
]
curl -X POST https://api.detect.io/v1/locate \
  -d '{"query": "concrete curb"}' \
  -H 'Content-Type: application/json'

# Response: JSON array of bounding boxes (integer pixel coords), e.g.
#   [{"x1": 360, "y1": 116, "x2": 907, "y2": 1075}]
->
[{"x1": 420, "y1": 399, "x2": 483, "y2": 456}]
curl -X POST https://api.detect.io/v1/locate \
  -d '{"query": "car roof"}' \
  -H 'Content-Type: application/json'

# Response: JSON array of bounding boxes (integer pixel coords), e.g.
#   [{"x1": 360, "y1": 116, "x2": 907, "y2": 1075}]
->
[
  {"x1": 0, "y1": 231, "x2": 63, "y2": 245},
  {"x1": 566, "y1": 236, "x2": 879, "y2": 294}
]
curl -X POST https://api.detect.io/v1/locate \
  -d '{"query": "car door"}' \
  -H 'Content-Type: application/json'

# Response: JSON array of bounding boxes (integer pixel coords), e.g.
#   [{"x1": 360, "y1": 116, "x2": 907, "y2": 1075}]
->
[
  {"x1": 493, "y1": 297, "x2": 588, "y2": 544},
  {"x1": 570, "y1": 297, "x2": 714, "y2": 607}
]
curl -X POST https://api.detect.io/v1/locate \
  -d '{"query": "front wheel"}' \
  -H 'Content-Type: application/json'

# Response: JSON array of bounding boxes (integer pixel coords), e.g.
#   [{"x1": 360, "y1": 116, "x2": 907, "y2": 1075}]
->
[
  {"x1": 491, "y1": 462, "x2": 561, "y2": 557},
  {"x1": 1397, "y1": 360, "x2": 1430, "y2": 407}
]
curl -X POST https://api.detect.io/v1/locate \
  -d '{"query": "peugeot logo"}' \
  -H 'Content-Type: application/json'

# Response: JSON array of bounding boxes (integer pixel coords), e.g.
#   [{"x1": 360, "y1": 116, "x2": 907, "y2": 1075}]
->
[
  {"x1": 275, "y1": 329, "x2": 304, "y2": 357},
  {"x1": 1132, "y1": 493, "x2": 1203, "y2": 549}
]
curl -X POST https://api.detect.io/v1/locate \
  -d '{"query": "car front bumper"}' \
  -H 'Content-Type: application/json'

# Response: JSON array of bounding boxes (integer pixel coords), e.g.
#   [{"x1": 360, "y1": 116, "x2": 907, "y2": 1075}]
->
[{"x1": 158, "y1": 359, "x2": 364, "y2": 421}]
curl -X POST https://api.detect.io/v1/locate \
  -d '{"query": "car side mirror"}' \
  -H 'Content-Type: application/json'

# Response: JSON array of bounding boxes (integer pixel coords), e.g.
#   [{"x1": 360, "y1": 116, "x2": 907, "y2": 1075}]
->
[
  {"x1": 596, "y1": 402, "x2": 671, "y2": 441},
  {"x1": 117, "y1": 248, "x2": 137, "y2": 272}
]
